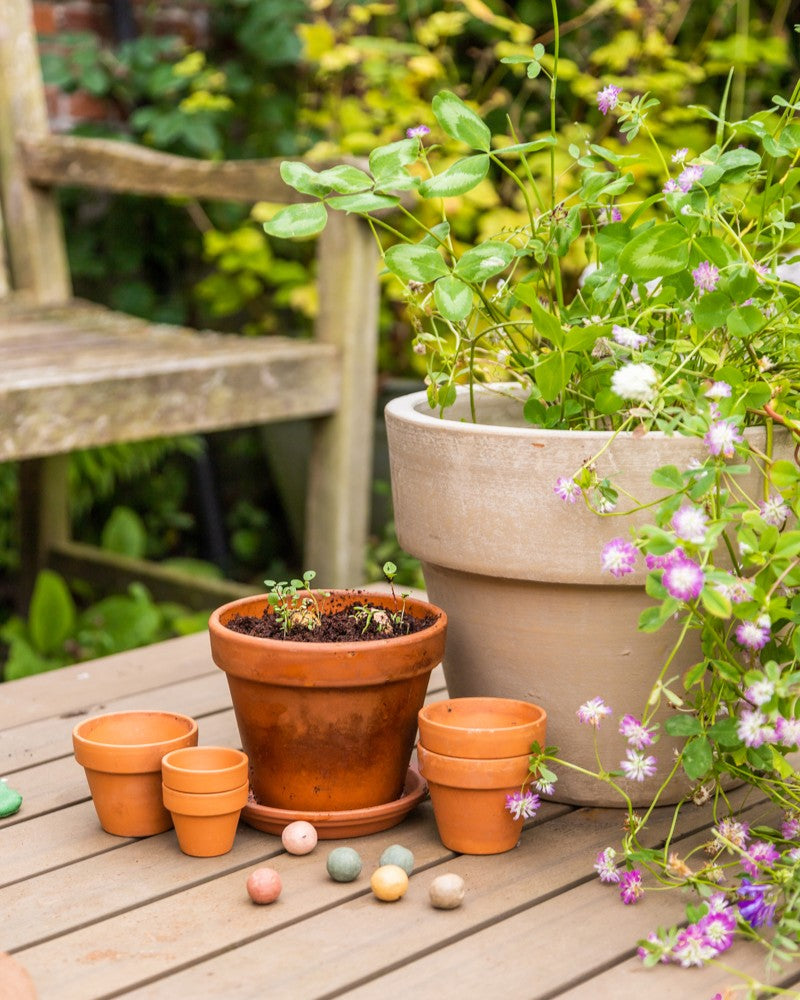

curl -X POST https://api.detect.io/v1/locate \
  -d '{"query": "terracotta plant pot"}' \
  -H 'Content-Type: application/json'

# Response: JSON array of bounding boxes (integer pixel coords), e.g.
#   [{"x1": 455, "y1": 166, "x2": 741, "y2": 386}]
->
[
  {"x1": 162, "y1": 781, "x2": 249, "y2": 857},
  {"x1": 418, "y1": 697, "x2": 547, "y2": 759},
  {"x1": 162, "y1": 746, "x2": 249, "y2": 794},
  {"x1": 417, "y1": 744, "x2": 531, "y2": 854},
  {"x1": 208, "y1": 591, "x2": 447, "y2": 812},
  {"x1": 386, "y1": 387, "x2": 792, "y2": 807},
  {"x1": 73, "y1": 711, "x2": 198, "y2": 837}
]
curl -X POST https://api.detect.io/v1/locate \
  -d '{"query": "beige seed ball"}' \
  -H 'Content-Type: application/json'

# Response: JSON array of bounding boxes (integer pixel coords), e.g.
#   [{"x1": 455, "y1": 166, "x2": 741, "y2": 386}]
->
[
  {"x1": 281, "y1": 820, "x2": 318, "y2": 855},
  {"x1": 370, "y1": 864, "x2": 409, "y2": 901},
  {"x1": 246, "y1": 867, "x2": 282, "y2": 904},
  {"x1": 429, "y1": 873, "x2": 465, "y2": 909}
]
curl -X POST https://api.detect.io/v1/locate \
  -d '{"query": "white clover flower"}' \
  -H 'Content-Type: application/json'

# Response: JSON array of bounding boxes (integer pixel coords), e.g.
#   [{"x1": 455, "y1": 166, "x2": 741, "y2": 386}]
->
[{"x1": 611, "y1": 363, "x2": 659, "y2": 402}]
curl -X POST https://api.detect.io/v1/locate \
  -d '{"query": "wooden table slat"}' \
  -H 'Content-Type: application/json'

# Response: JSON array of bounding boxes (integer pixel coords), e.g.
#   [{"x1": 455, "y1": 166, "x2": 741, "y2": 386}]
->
[{"x1": 1, "y1": 633, "x2": 796, "y2": 999}]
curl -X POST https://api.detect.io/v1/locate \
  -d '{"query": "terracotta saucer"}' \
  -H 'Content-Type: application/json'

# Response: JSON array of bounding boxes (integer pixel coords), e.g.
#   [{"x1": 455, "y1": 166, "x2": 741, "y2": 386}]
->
[{"x1": 241, "y1": 767, "x2": 427, "y2": 839}]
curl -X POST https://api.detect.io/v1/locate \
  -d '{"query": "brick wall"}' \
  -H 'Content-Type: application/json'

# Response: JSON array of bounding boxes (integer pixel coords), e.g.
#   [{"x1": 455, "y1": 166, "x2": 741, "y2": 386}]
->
[{"x1": 34, "y1": 0, "x2": 212, "y2": 130}]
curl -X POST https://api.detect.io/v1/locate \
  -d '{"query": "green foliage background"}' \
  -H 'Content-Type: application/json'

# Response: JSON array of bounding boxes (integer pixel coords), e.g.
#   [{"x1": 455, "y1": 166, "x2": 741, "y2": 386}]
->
[{"x1": 2, "y1": 0, "x2": 798, "y2": 675}]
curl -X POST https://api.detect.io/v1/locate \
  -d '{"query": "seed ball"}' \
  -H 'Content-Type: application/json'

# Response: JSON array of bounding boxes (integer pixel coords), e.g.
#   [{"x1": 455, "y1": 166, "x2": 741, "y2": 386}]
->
[
  {"x1": 326, "y1": 847, "x2": 362, "y2": 882},
  {"x1": 371, "y1": 864, "x2": 409, "y2": 901},
  {"x1": 379, "y1": 844, "x2": 414, "y2": 875},
  {"x1": 281, "y1": 820, "x2": 318, "y2": 855},
  {"x1": 246, "y1": 867, "x2": 282, "y2": 904},
  {"x1": 429, "y1": 873, "x2": 465, "y2": 910}
]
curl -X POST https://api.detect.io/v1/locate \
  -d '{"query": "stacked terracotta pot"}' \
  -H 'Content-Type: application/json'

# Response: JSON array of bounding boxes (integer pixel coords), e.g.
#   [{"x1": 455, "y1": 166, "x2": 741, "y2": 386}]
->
[
  {"x1": 161, "y1": 746, "x2": 249, "y2": 857},
  {"x1": 417, "y1": 697, "x2": 547, "y2": 855}
]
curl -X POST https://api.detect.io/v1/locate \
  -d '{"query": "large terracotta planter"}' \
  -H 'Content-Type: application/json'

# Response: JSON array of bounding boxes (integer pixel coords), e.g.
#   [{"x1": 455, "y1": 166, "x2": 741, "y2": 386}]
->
[
  {"x1": 73, "y1": 711, "x2": 198, "y2": 836},
  {"x1": 386, "y1": 387, "x2": 787, "y2": 807},
  {"x1": 208, "y1": 591, "x2": 447, "y2": 812}
]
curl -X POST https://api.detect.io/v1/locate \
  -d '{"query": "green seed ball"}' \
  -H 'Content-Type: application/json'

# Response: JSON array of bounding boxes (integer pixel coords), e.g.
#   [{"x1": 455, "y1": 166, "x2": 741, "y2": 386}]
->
[
  {"x1": 326, "y1": 847, "x2": 363, "y2": 882},
  {"x1": 379, "y1": 844, "x2": 414, "y2": 875}
]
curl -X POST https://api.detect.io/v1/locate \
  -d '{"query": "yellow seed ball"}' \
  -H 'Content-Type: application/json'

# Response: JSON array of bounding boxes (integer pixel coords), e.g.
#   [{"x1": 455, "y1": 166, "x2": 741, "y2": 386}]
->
[
  {"x1": 370, "y1": 864, "x2": 409, "y2": 901},
  {"x1": 429, "y1": 873, "x2": 465, "y2": 909}
]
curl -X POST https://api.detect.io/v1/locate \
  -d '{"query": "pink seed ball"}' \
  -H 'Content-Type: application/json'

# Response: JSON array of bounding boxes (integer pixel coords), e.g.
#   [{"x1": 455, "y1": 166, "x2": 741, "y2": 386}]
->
[
  {"x1": 246, "y1": 867, "x2": 282, "y2": 904},
  {"x1": 281, "y1": 820, "x2": 318, "y2": 855}
]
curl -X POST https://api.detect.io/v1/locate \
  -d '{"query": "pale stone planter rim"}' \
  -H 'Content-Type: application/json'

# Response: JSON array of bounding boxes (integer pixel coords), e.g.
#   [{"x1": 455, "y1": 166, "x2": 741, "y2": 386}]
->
[{"x1": 385, "y1": 385, "x2": 772, "y2": 586}]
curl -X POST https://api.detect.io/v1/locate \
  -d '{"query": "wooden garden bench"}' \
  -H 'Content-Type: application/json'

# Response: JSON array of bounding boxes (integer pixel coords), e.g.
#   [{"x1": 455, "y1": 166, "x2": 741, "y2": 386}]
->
[{"x1": 0, "y1": 0, "x2": 379, "y2": 608}]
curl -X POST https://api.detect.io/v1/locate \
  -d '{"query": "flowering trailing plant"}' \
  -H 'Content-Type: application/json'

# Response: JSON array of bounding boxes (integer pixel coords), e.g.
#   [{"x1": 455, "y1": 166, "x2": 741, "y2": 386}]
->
[{"x1": 265, "y1": 3, "x2": 800, "y2": 994}]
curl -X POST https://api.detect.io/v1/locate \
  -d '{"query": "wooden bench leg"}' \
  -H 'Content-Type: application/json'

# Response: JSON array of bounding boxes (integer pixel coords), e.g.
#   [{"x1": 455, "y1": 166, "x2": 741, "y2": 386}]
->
[
  {"x1": 17, "y1": 454, "x2": 70, "y2": 607},
  {"x1": 306, "y1": 212, "x2": 380, "y2": 587}
]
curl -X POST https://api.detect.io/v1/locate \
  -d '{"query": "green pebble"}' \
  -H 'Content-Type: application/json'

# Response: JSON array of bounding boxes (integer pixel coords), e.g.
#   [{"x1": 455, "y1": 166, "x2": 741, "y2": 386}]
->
[
  {"x1": 0, "y1": 780, "x2": 22, "y2": 818},
  {"x1": 379, "y1": 844, "x2": 414, "y2": 875},
  {"x1": 326, "y1": 847, "x2": 362, "y2": 882}
]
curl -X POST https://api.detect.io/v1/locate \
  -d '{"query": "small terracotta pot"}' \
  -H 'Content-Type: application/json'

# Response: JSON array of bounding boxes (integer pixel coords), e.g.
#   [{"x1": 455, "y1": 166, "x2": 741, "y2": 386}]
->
[
  {"x1": 162, "y1": 746, "x2": 249, "y2": 793},
  {"x1": 162, "y1": 781, "x2": 249, "y2": 857},
  {"x1": 417, "y1": 744, "x2": 532, "y2": 854},
  {"x1": 418, "y1": 697, "x2": 547, "y2": 759},
  {"x1": 73, "y1": 711, "x2": 198, "y2": 837}
]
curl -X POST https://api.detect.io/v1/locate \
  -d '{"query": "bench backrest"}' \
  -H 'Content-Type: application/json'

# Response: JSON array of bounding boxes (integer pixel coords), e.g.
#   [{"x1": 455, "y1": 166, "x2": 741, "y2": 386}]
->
[{"x1": 0, "y1": 0, "x2": 321, "y2": 306}]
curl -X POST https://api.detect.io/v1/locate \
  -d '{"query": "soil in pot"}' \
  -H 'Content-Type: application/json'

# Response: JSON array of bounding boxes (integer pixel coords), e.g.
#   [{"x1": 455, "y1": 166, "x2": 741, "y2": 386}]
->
[{"x1": 224, "y1": 593, "x2": 436, "y2": 642}]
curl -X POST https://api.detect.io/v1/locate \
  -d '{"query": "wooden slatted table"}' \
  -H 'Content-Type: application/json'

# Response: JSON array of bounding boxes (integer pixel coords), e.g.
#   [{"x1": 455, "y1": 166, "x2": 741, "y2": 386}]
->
[{"x1": 1, "y1": 632, "x2": 798, "y2": 999}]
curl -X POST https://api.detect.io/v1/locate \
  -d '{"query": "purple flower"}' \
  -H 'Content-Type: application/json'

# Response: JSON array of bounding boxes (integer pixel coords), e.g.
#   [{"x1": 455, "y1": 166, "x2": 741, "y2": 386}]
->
[
  {"x1": 597, "y1": 84, "x2": 622, "y2": 115},
  {"x1": 704, "y1": 420, "x2": 743, "y2": 457},
  {"x1": 678, "y1": 164, "x2": 705, "y2": 191},
  {"x1": 662, "y1": 178, "x2": 680, "y2": 194},
  {"x1": 620, "y1": 748, "x2": 658, "y2": 782},
  {"x1": 662, "y1": 553, "x2": 704, "y2": 601},
  {"x1": 645, "y1": 547, "x2": 685, "y2": 571},
  {"x1": 705, "y1": 380, "x2": 732, "y2": 398},
  {"x1": 713, "y1": 818, "x2": 750, "y2": 851},
  {"x1": 671, "y1": 923, "x2": 718, "y2": 967},
  {"x1": 692, "y1": 260, "x2": 719, "y2": 292},
  {"x1": 553, "y1": 476, "x2": 581, "y2": 503},
  {"x1": 736, "y1": 707, "x2": 774, "y2": 748},
  {"x1": 698, "y1": 910, "x2": 736, "y2": 953},
  {"x1": 781, "y1": 813, "x2": 800, "y2": 839},
  {"x1": 741, "y1": 840, "x2": 780, "y2": 878},
  {"x1": 601, "y1": 537, "x2": 637, "y2": 577},
  {"x1": 737, "y1": 879, "x2": 776, "y2": 928},
  {"x1": 735, "y1": 615, "x2": 771, "y2": 650},
  {"x1": 594, "y1": 846, "x2": 620, "y2": 883},
  {"x1": 671, "y1": 504, "x2": 708, "y2": 544},
  {"x1": 775, "y1": 716, "x2": 800, "y2": 748},
  {"x1": 758, "y1": 494, "x2": 789, "y2": 527},
  {"x1": 406, "y1": 124, "x2": 430, "y2": 139},
  {"x1": 534, "y1": 776, "x2": 555, "y2": 796},
  {"x1": 672, "y1": 147, "x2": 689, "y2": 163},
  {"x1": 619, "y1": 869, "x2": 644, "y2": 905},
  {"x1": 745, "y1": 678, "x2": 775, "y2": 706},
  {"x1": 611, "y1": 324, "x2": 648, "y2": 349},
  {"x1": 715, "y1": 577, "x2": 750, "y2": 603},
  {"x1": 619, "y1": 714, "x2": 655, "y2": 749},
  {"x1": 504, "y1": 789, "x2": 540, "y2": 820},
  {"x1": 637, "y1": 930, "x2": 670, "y2": 964},
  {"x1": 577, "y1": 696, "x2": 612, "y2": 727},
  {"x1": 706, "y1": 891, "x2": 731, "y2": 914}
]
